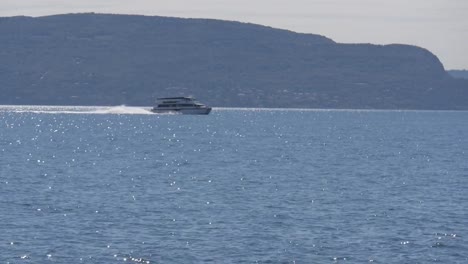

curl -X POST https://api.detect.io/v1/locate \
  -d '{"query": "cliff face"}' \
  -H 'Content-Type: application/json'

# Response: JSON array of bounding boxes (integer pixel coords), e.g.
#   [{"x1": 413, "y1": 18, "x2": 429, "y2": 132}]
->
[{"x1": 1, "y1": 13, "x2": 467, "y2": 109}]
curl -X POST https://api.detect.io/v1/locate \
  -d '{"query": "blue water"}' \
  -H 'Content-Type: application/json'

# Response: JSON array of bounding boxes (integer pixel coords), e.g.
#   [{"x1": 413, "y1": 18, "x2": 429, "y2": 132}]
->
[{"x1": 1, "y1": 106, "x2": 467, "y2": 263}]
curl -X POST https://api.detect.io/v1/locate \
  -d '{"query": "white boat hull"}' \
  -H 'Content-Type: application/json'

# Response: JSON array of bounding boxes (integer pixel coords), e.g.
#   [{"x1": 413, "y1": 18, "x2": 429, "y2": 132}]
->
[{"x1": 150, "y1": 107, "x2": 212, "y2": 115}]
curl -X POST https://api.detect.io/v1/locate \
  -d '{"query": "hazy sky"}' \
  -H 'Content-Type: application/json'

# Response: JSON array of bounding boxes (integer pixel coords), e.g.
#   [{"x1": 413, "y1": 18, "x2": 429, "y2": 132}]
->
[{"x1": 1, "y1": 0, "x2": 467, "y2": 69}]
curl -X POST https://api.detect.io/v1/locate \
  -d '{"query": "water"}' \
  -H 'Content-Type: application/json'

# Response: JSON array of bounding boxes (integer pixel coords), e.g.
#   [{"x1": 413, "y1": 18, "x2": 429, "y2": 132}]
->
[{"x1": 1, "y1": 106, "x2": 467, "y2": 263}]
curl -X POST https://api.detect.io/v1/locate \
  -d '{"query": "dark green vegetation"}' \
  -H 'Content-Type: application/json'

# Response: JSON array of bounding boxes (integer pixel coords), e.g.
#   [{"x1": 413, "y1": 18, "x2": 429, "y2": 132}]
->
[{"x1": 1, "y1": 13, "x2": 467, "y2": 109}]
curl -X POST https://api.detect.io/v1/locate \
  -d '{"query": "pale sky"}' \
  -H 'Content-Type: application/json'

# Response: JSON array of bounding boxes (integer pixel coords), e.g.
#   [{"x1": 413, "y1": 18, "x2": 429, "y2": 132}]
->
[{"x1": 1, "y1": 0, "x2": 467, "y2": 69}]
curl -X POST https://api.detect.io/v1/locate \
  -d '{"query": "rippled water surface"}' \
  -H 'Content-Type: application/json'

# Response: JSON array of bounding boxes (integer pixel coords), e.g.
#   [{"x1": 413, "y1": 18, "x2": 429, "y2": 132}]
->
[{"x1": 1, "y1": 106, "x2": 468, "y2": 263}]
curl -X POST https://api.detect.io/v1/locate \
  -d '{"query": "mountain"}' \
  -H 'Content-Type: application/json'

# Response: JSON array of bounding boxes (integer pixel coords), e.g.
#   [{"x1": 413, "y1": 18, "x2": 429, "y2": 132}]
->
[
  {"x1": 1, "y1": 13, "x2": 467, "y2": 109},
  {"x1": 448, "y1": 70, "x2": 468, "y2": 80}
]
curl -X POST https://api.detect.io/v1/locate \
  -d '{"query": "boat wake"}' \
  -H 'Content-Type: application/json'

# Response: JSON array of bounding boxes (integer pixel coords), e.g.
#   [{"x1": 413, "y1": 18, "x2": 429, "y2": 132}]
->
[
  {"x1": 92, "y1": 106, "x2": 153, "y2": 115},
  {"x1": 0, "y1": 105, "x2": 156, "y2": 115}
]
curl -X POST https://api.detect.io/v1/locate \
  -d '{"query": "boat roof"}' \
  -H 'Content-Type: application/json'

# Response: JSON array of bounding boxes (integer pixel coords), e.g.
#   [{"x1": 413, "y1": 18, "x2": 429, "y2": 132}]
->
[{"x1": 157, "y1": 96, "x2": 194, "y2": 100}]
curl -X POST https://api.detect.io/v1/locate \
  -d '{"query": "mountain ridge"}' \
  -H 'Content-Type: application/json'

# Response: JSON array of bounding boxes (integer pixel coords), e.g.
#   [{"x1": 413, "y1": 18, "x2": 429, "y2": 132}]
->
[{"x1": 1, "y1": 13, "x2": 467, "y2": 109}]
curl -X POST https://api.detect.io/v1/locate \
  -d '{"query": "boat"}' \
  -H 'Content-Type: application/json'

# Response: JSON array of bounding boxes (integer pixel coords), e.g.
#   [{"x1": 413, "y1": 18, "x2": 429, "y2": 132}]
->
[{"x1": 150, "y1": 97, "x2": 212, "y2": 115}]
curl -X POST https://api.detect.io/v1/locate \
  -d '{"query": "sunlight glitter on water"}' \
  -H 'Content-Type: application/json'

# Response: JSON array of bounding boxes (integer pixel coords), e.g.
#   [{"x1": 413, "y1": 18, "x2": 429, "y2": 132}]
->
[{"x1": 1, "y1": 108, "x2": 467, "y2": 263}]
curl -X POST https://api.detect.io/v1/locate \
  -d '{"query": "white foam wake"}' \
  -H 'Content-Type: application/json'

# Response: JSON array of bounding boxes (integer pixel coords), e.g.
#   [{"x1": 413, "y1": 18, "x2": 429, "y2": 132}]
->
[
  {"x1": 92, "y1": 106, "x2": 153, "y2": 115},
  {"x1": 0, "y1": 105, "x2": 155, "y2": 115}
]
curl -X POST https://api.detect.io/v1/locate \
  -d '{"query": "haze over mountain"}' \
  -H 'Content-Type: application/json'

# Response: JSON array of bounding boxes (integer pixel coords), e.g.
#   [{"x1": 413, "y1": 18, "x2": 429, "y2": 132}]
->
[{"x1": 1, "y1": 13, "x2": 467, "y2": 109}]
